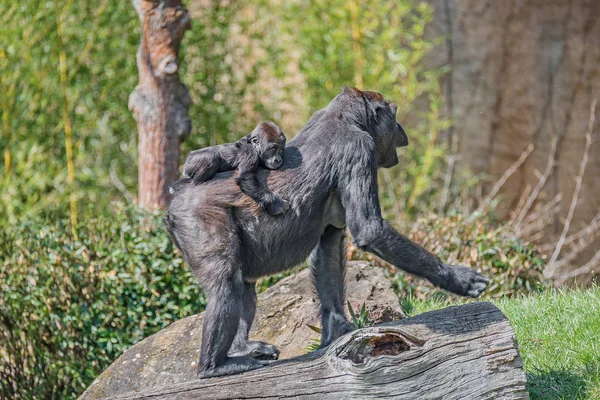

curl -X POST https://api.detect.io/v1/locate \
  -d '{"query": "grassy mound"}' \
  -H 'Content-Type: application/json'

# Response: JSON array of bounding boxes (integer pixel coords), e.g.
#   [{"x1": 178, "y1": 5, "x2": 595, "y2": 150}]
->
[{"x1": 403, "y1": 288, "x2": 600, "y2": 399}]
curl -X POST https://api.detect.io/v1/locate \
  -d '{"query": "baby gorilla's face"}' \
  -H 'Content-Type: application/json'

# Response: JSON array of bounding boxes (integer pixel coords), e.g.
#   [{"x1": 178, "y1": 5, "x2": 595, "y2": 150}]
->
[
  {"x1": 260, "y1": 139, "x2": 285, "y2": 169},
  {"x1": 250, "y1": 122, "x2": 286, "y2": 170}
]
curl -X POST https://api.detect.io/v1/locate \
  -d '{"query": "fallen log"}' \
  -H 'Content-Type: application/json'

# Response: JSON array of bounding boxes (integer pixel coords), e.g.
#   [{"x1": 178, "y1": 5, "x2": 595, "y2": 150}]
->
[{"x1": 113, "y1": 302, "x2": 529, "y2": 400}]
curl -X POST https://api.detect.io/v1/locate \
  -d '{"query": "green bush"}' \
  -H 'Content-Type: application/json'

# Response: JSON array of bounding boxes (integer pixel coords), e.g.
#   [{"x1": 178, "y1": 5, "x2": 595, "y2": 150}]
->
[{"x1": 0, "y1": 205, "x2": 204, "y2": 399}]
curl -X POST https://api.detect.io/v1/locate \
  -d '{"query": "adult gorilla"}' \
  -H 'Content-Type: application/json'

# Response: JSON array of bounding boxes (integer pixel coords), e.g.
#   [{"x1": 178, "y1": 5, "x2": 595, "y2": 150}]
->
[{"x1": 165, "y1": 87, "x2": 488, "y2": 378}]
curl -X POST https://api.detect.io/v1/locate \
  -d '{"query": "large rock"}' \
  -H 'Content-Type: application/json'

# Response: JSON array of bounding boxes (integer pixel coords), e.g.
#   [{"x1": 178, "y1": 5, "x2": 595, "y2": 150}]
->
[{"x1": 80, "y1": 261, "x2": 404, "y2": 399}]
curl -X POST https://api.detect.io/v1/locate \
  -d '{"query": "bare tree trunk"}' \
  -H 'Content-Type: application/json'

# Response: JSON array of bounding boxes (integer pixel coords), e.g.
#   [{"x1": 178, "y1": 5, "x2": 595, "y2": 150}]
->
[{"x1": 129, "y1": 0, "x2": 192, "y2": 210}]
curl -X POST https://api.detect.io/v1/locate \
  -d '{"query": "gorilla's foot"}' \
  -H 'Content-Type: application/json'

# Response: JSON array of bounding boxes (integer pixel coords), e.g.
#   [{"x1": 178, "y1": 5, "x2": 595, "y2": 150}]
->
[
  {"x1": 229, "y1": 341, "x2": 280, "y2": 360},
  {"x1": 320, "y1": 312, "x2": 354, "y2": 348},
  {"x1": 197, "y1": 356, "x2": 269, "y2": 379},
  {"x1": 262, "y1": 195, "x2": 289, "y2": 216}
]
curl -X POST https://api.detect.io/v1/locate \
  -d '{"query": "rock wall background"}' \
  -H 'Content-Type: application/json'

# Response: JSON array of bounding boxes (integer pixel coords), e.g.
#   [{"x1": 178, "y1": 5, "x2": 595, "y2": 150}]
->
[{"x1": 426, "y1": 0, "x2": 600, "y2": 279}]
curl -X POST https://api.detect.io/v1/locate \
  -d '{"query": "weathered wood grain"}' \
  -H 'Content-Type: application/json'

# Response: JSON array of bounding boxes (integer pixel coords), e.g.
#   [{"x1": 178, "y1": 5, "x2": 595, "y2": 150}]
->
[{"x1": 113, "y1": 302, "x2": 529, "y2": 400}]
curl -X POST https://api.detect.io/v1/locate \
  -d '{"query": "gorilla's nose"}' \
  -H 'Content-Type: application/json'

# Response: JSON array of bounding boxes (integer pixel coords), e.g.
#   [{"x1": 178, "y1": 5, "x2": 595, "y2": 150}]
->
[
  {"x1": 268, "y1": 156, "x2": 282, "y2": 169},
  {"x1": 396, "y1": 122, "x2": 409, "y2": 147}
]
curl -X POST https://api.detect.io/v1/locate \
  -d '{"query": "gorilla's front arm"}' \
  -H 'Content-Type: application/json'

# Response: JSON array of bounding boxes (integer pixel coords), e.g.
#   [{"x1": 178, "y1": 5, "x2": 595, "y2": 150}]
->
[{"x1": 338, "y1": 135, "x2": 488, "y2": 298}]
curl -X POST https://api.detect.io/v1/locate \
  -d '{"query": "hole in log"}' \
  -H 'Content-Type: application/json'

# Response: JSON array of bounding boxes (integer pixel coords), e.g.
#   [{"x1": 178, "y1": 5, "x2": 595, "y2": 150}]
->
[{"x1": 341, "y1": 333, "x2": 411, "y2": 364}]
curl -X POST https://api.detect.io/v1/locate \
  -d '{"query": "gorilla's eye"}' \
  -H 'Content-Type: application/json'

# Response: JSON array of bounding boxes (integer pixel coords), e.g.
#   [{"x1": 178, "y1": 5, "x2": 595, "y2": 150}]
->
[{"x1": 375, "y1": 105, "x2": 388, "y2": 118}]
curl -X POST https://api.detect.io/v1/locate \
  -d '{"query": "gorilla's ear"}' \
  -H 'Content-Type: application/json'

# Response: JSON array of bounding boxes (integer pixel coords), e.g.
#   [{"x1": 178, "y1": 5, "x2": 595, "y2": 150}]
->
[{"x1": 249, "y1": 135, "x2": 259, "y2": 147}]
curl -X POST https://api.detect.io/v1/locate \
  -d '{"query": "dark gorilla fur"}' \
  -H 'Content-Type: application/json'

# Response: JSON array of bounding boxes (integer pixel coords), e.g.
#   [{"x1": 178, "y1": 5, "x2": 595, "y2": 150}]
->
[
  {"x1": 170, "y1": 121, "x2": 288, "y2": 215},
  {"x1": 165, "y1": 87, "x2": 488, "y2": 378}
]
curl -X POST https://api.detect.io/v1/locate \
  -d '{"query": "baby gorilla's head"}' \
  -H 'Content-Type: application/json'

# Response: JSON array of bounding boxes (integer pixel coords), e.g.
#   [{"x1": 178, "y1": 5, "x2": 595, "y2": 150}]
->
[{"x1": 249, "y1": 122, "x2": 286, "y2": 170}]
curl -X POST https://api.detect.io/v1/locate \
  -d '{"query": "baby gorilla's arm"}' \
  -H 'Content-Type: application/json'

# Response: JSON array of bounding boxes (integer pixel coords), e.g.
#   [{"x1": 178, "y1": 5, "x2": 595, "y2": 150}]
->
[
  {"x1": 183, "y1": 147, "x2": 223, "y2": 185},
  {"x1": 235, "y1": 149, "x2": 289, "y2": 216}
]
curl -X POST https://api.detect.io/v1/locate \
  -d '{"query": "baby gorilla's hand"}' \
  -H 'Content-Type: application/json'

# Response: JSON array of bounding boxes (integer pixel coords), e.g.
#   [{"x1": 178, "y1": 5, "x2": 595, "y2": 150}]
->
[{"x1": 262, "y1": 194, "x2": 289, "y2": 216}]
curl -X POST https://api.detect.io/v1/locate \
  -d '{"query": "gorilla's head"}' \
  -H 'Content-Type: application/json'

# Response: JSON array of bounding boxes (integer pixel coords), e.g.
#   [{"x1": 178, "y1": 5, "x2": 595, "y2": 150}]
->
[
  {"x1": 339, "y1": 86, "x2": 408, "y2": 168},
  {"x1": 249, "y1": 121, "x2": 287, "y2": 170}
]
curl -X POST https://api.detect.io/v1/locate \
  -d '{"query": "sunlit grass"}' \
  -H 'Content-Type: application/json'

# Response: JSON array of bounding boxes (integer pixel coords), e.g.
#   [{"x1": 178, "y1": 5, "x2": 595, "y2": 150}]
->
[{"x1": 402, "y1": 287, "x2": 600, "y2": 399}]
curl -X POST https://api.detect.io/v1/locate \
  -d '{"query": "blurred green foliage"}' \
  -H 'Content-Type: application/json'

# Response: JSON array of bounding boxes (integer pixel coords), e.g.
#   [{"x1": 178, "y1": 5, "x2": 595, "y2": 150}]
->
[
  {"x1": 282, "y1": 0, "x2": 438, "y2": 113},
  {"x1": 0, "y1": 205, "x2": 204, "y2": 399},
  {"x1": 0, "y1": 1, "x2": 139, "y2": 223}
]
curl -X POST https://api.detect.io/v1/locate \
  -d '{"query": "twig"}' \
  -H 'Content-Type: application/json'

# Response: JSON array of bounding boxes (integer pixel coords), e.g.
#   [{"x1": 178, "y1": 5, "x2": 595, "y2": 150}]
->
[
  {"x1": 548, "y1": 228, "x2": 600, "y2": 274},
  {"x1": 487, "y1": 143, "x2": 534, "y2": 202},
  {"x1": 110, "y1": 165, "x2": 135, "y2": 203},
  {"x1": 545, "y1": 99, "x2": 597, "y2": 279},
  {"x1": 517, "y1": 193, "x2": 562, "y2": 238},
  {"x1": 555, "y1": 248, "x2": 600, "y2": 285},
  {"x1": 514, "y1": 136, "x2": 558, "y2": 228},
  {"x1": 438, "y1": 154, "x2": 458, "y2": 215},
  {"x1": 466, "y1": 143, "x2": 534, "y2": 222},
  {"x1": 540, "y1": 212, "x2": 600, "y2": 253},
  {"x1": 512, "y1": 184, "x2": 531, "y2": 221},
  {"x1": 520, "y1": 193, "x2": 562, "y2": 227},
  {"x1": 56, "y1": 0, "x2": 79, "y2": 240}
]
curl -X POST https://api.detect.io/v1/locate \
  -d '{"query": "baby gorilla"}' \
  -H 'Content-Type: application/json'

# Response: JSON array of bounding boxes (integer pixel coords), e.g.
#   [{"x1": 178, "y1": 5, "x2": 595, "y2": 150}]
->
[{"x1": 170, "y1": 122, "x2": 289, "y2": 215}]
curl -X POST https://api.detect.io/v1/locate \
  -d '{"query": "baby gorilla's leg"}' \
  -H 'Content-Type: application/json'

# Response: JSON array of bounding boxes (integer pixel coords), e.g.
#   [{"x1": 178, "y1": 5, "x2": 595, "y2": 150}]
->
[{"x1": 260, "y1": 192, "x2": 289, "y2": 216}]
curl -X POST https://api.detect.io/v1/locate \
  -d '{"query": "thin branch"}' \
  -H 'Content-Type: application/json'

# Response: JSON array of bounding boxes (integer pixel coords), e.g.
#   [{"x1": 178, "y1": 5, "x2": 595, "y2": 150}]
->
[
  {"x1": 545, "y1": 99, "x2": 596, "y2": 279},
  {"x1": 548, "y1": 228, "x2": 600, "y2": 275},
  {"x1": 56, "y1": 0, "x2": 78, "y2": 240},
  {"x1": 520, "y1": 193, "x2": 562, "y2": 228},
  {"x1": 555, "y1": 248, "x2": 600, "y2": 285},
  {"x1": 516, "y1": 193, "x2": 562, "y2": 240},
  {"x1": 511, "y1": 184, "x2": 531, "y2": 221},
  {"x1": 540, "y1": 211, "x2": 600, "y2": 253},
  {"x1": 110, "y1": 165, "x2": 135, "y2": 203},
  {"x1": 514, "y1": 136, "x2": 558, "y2": 228},
  {"x1": 466, "y1": 143, "x2": 534, "y2": 222},
  {"x1": 438, "y1": 154, "x2": 458, "y2": 215},
  {"x1": 488, "y1": 143, "x2": 535, "y2": 201}
]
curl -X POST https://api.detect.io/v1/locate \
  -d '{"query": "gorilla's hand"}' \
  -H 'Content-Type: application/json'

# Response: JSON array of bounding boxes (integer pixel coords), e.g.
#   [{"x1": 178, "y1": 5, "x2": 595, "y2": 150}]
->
[{"x1": 440, "y1": 265, "x2": 489, "y2": 298}]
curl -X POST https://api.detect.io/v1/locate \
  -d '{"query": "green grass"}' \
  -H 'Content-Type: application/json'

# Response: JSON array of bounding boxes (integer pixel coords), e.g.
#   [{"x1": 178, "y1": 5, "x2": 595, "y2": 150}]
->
[{"x1": 402, "y1": 288, "x2": 600, "y2": 400}]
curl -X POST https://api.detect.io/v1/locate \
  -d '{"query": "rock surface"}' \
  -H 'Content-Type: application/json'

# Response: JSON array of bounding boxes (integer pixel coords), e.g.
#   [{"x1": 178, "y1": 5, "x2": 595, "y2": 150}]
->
[{"x1": 80, "y1": 261, "x2": 404, "y2": 399}]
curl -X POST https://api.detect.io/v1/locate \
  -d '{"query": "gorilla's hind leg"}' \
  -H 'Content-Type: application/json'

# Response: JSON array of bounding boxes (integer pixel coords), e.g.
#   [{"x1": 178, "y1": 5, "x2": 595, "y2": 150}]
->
[
  {"x1": 310, "y1": 226, "x2": 354, "y2": 348},
  {"x1": 197, "y1": 271, "x2": 268, "y2": 378},
  {"x1": 228, "y1": 280, "x2": 280, "y2": 360}
]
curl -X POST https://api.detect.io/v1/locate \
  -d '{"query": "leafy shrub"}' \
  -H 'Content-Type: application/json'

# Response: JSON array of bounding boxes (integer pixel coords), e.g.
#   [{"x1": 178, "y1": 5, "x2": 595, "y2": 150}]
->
[{"x1": 0, "y1": 205, "x2": 204, "y2": 399}]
